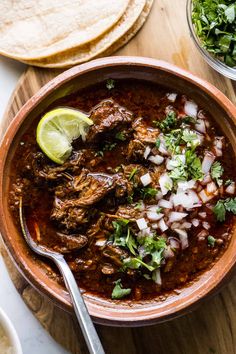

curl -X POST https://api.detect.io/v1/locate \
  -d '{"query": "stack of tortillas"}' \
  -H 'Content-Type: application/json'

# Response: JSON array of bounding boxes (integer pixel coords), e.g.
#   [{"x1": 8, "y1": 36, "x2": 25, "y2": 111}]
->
[{"x1": 0, "y1": 0, "x2": 153, "y2": 68}]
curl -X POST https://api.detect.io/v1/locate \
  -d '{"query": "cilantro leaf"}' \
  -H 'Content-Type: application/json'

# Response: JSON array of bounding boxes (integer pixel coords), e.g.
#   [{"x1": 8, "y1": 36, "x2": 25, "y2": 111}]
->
[
  {"x1": 213, "y1": 200, "x2": 226, "y2": 222},
  {"x1": 126, "y1": 228, "x2": 137, "y2": 255},
  {"x1": 141, "y1": 187, "x2": 158, "y2": 199},
  {"x1": 129, "y1": 167, "x2": 137, "y2": 180},
  {"x1": 111, "y1": 279, "x2": 131, "y2": 299},
  {"x1": 115, "y1": 131, "x2": 126, "y2": 141},
  {"x1": 106, "y1": 78, "x2": 115, "y2": 90},
  {"x1": 224, "y1": 197, "x2": 236, "y2": 214},
  {"x1": 185, "y1": 149, "x2": 203, "y2": 181},
  {"x1": 211, "y1": 161, "x2": 224, "y2": 186},
  {"x1": 123, "y1": 257, "x2": 155, "y2": 272},
  {"x1": 208, "y1": 235, "x2": 216, "y2": 247},
  {"x1": 213, "y1": 197, "x2": 236, "y2": 222},
  {"x1": 155, "y1": 111, "x2": 177, "y2": 132}
]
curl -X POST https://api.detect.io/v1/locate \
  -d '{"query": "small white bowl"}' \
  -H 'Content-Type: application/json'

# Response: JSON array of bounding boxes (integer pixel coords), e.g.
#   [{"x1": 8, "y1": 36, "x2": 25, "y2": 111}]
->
[{"x1": 0, "y1": 308, "x2": 22, "y2": 354}]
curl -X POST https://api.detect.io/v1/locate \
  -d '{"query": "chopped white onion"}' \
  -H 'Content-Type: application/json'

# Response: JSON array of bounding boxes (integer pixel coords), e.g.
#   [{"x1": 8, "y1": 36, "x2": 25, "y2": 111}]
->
[
  {"x1": 148, "y1": 155, "x2": 164, "y2": 165},
  {"x1": 173, "y1": 190, "x2": 199, "y2": 209},
  {"x1": 201, "y1": 173, "x2": 212, "y2": 185},
  {"x1": 158, "y1": 143, "x2": 169, "y2": 156},
  {"x1": 169, "y1": 211, "x2": 188, "y2": 223},
  {"x1": 202, "y1": 221, "x2": 210, "y2": 230},
  {"x1": 140, "y1": 173, "x2": 152, "y2": 186},
  {"x1": 199, "y1": 212, "x2": 207, "y2": 219},
  {"x1": 158, "y1": 218, "x2": 168, "y2": 232},
  {"x1": 195, "y1": 119, "x2": 206, "y2": 134},
  {"x1": 170, "y1": 222, "x2": 181, "y2": 230},
  {"x1": 167, "y1": 155, "x2": 185, "y2": 170},
  {"x1": 158, "y1": 199, "x2": 173, "y2": 209},
  {"x1": 136, "y1": 218, "x2": 148, "y2": 230},
  {"x1": 178, "y1": 180, "x2": 196, "y2": 191},
  {"x1": 151, "y1": 223, "x2": 158, "y2": 230},
  {"x1": 166, "y1": 93, "x2": 177, "y2": 102},
  {"x1": 169, "y1": 237, "x2": 180, "y2": 249},
  {"x1": 95, "y1": 239, "x2": 106, "y2": 247},
  {"x1": 192, "y1": 218, "x2": 200, "y2": 227},
  {"x1": 156, "y1": 191, "x2": 163, "y2": 200},
  {"x1": 175, "y1": 229, "x2": 189, "y2": 249},
  {"x1": 202, "y1": 152, "x2": 215, "y2": 174},
  {"x1": 213, "y1": 137, "x2": 224, "y2": 157},
  {"x1": 163, "y1": 245, "x2": 174, "y2": 259},
  {"x1": 182, "y1": 222, "x2": 192, "y2": 229},
  {"x1": 152, "y1": 269, "x2": 162, "y2": 285},
  {"x1": 198, "y1": 189, "x2": 214, "y2": 203},
  {"x1": 147, "y1": 211, "x2": 164, "y2": 221},
  {"x1": 159, "y1": 173, "x2": 173, "y2": 195},
  {"x1": 226, "y1": 182, "x2": 235, "y2": 195},
  {"x1": 207, "y1": 181, "x2": 217, "y2": 194},
  {"x1": 144, "y1": 146, "x2": 151, "y2": 159},
  {"x1": 184, "y1": 100, "x2": 198, "y2": 117},
  {"x1": 138, "y1": 227, "x2": 152, "y2": 238}
]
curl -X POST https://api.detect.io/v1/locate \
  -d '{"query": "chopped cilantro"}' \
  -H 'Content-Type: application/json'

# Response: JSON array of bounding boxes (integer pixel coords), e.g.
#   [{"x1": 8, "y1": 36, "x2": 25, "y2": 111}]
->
[
  {"x1": 156, "y1": 207, "x2": 163, "y2": 213},
  {"x1": 141, "y1": 187, "x2": 158, "y2": 199},
  {"x1": 211, "y1": 161, "x2": 224, "y2": 186},
  {"x1": 213, "y1": 200, "x2": 226, "y2": 222},
  {"x1": 95, "y1": 150, "x2": 104, "y2": 157},
  {"x1": 123, "y1": 257, "x2": 155, "y2": 272},
  {"x1": 126, "y1": 228, "x2": 138, "y2": 255},
  {"x1": 185, "y1": 149, "x2": 203, "y2": 181},
  {"x1": 192, "y1": 0, "x2": 236, "y2": 67},
  {"x1": 213, "y1": 197, "x2": 236, "y2": 222},
  {"x1": 208, "y1": 235, "x2": 216, "y2": 247},
  {"x1": 225, "y1": 179, "x2": 233, "y2": 186},
  {"x1": 112, "y1": 219, "x2": 130, "y2": 247},
  {"x1": 115, "y1": 131, "x2": 126, "y2": 141},
  {"x1": 127, "y1": 194, "x2": 134, "y2": 204},
  {"x1": 182, "y1": 129, "x2": 200, "y2": 148},
  {"x1": 134, "y1": 201, "x2": 143, "y2": 210},
  {"x1": 103, "y1": 142, "x2": 117, "y2": 151},
  {"x1": 129, "y1": 167, "x2": 137, "y2": 180},
  {"x1": 155, "y1": 111, "x2": 177, "y2": 132},
  {"x1": 111, "y1": 279, "x2": 131, "y2": 299},
  {"x1": 182, "y1": 116, "x2": 196, "y2": 124},
  {"x1": 155, "y1": 138, "x2": 161, "y2": 148},
  {"x1": 106, "y1": 78, "x2": 115, "y2": 90}
]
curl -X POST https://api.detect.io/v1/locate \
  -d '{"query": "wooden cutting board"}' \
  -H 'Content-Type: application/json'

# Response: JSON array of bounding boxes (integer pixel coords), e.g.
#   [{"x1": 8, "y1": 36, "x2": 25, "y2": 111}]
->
[{"x1": 1, "y1": 1, "x2": 236, "y2": 353}]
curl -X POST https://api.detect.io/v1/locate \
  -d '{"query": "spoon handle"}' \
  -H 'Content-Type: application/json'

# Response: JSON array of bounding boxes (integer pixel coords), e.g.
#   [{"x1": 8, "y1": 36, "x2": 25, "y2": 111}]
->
[{"x1": 54, "y1": 256, "x2": 105, "y2": 354}]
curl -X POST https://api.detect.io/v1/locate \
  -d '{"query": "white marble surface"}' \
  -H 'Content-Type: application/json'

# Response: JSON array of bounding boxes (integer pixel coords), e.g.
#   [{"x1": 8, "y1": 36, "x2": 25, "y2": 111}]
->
[{"x1": 0, "y1": 56, "x2": 69, "y2": 354}]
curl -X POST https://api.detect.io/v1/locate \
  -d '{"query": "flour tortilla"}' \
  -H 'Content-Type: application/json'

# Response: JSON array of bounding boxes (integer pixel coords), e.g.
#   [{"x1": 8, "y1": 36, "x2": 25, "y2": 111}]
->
[
  {"x1": 22, "y1": 0, "x2": 147, "y2": 68},
  {"x1": 0, "y1": 0, "x2": 129, "y2": 60}
]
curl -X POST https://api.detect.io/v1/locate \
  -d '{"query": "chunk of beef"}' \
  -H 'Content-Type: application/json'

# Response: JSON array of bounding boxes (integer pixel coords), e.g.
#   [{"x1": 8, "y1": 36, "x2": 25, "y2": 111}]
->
[
  {"x1": 29, "y1": 150, "x2": 98, "y2": 181},
  {"x1": 51, "y1": 204, "x2": 89, "y2": 231},
  {"x1": 87, "y1": 99, "x2": 133, "y2": 142},
  {"x1": 122, "y1": 164, "x2": 148, "y2": 187},
  {"x1": 103, "y1": 245, "x2": 129, "y2": 266},
  {"x1": 133, "y1": 117, "x2": 160, "y2": 143},
  {"x1": 115, "y1": 204, "x2": 144, "y2": 220},
  {"x1": 101, "y1": 263, "x2": 116, "y2": 275},
  {"x1": 127, "y1": 139, "x2": 146, "y2": 160},
  {"x1": 53, "y1": 233, "x2": 88, "y2": 253}
]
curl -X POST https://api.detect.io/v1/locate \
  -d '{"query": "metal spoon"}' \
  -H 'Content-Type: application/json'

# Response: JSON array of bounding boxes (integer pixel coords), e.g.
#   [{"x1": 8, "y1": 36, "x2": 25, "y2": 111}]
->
[{"x1": 19, "y1": 198, "x2": 105, "y2": 354}]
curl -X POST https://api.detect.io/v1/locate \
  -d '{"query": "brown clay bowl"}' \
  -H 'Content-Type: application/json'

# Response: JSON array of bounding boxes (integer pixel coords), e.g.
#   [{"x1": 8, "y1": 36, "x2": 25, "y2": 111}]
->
[{"x1": 0, "y1": 57, "x2": 236, "y2": 327}]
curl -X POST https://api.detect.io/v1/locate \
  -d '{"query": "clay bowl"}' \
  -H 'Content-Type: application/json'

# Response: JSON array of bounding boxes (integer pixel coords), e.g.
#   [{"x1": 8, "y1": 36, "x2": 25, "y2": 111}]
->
[{"x1": 0, "y1": 57, "x2": 236, "y2": 327}]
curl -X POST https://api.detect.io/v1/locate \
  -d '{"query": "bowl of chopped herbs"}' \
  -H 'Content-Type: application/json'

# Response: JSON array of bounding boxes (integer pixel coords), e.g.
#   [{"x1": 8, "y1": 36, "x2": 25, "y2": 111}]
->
[{"x1": 187, "y1": 0, "x2": 236, "y2": 79}]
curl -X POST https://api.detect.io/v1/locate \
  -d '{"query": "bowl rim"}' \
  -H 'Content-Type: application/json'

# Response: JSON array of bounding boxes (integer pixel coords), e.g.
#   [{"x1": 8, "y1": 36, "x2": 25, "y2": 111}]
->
[
  {"x1": 0, "y1": 307, "x2": 22, "y2": 354},
  {"x1": 1, "y1": 56, "x2": 236, "y2": 326}
]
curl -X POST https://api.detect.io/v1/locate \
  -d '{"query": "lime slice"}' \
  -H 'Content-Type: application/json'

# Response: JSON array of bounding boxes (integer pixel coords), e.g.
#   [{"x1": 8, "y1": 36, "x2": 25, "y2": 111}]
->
[{"x1": 36, "y1": 107, "x2": 93, "y2": 164}]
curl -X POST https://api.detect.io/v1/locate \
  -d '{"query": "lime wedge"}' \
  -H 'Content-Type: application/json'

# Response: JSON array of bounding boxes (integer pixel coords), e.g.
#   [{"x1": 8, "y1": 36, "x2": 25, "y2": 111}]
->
[{"x1": 36, "y1": 108, "x2": 93, "y2": 164}]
